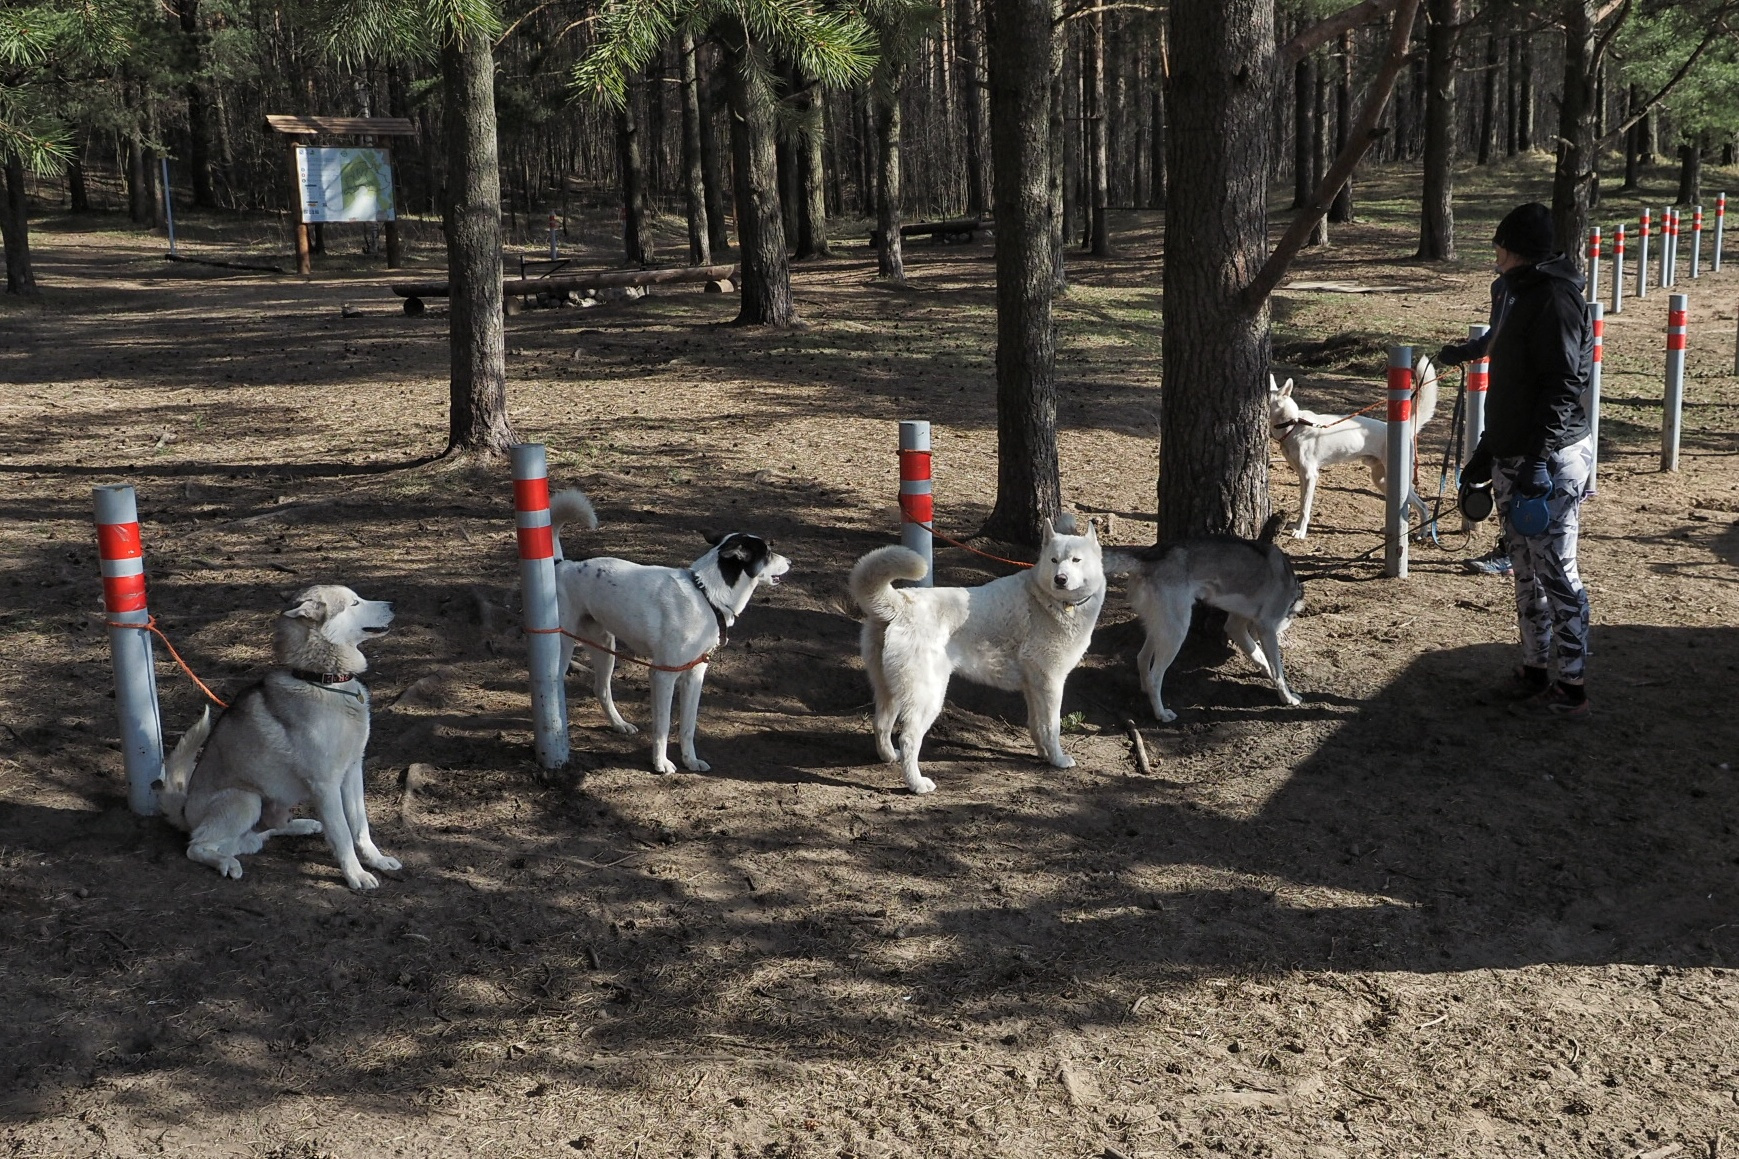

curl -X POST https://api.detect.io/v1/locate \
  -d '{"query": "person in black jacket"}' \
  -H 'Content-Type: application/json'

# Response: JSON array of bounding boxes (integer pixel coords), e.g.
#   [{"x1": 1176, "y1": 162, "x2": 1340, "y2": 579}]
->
[{"x1": 1438, "y1": 203, "x2": 1595, "y2": 716}]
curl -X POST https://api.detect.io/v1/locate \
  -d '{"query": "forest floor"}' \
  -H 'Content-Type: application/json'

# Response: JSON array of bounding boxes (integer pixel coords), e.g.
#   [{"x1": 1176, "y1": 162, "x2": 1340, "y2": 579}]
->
[{"x1": 1, "y1": 157, "x2": 1736, "y2": 1159}]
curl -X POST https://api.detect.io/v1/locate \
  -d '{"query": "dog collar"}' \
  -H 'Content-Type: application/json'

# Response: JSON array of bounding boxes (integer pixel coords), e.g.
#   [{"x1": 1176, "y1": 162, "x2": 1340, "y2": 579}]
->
[
  {"x1": 688, "y1": 571, "x2": 733, "y2": 649},
  {"x1": 293, "y1": 669, "x2": 357, "y2": 685},
  {"x1": 1271, "y1": 418, "x2": 1309, "y2": 437},
  {"x1": 291, "y1": 669, "x2": 366, "y2": 699}
]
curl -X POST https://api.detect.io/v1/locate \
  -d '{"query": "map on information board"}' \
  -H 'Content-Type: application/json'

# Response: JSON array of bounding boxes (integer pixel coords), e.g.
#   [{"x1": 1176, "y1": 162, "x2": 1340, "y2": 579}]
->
[{"x1": 295, "y1": 147, "x2": 395, "y2": 223}]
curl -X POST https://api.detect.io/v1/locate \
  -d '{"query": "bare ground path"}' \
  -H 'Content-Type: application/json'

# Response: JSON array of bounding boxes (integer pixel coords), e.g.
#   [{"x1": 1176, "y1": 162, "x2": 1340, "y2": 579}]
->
[{"x1": 1, "y1": 164, "x2": 1736, "y2": 1158}]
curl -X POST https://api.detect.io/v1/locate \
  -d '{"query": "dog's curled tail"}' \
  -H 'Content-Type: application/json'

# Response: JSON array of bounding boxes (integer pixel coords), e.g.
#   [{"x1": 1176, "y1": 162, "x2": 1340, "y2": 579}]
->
[
  {"x1": 849, "y1": 546, "x2": 928, "y2": 622},
  {"x1": 1258, "y1": 511, "x2": 1287, "y2": 545},
  {"x1": 549, "y1": 488, "x2": 598, "y2": 562},
  {"x1": 155, "y1": 705, "x2": 211, "y2": 828},
  {"x1": 1413, "y1": 355, "x2": 1440, "y2": 429},
  {"x1": 1100, "y1": 548, "x2": 1143, "y2": 577}
]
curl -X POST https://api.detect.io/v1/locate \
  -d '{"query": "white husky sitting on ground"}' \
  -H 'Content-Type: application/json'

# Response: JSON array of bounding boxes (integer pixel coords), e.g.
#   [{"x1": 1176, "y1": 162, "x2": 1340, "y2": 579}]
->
[
  {"x1": 1268, "y1": 354, "x2": 1439, "y2": 539},
  {"x1": 157, "y1": 585, "x2": 399, "y2": 889},
  {"x1": 549, "y1": 487, "x2": 790, "y2": 775},
  {"x1": 849, "y1": 518, "x2": 1106, "y2": 795}
]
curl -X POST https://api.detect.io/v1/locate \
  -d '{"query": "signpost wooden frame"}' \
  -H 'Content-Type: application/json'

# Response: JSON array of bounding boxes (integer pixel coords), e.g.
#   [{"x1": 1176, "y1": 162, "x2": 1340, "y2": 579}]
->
[{"x1": 267, "y1": 115, "x2": 416, "y2": 274}]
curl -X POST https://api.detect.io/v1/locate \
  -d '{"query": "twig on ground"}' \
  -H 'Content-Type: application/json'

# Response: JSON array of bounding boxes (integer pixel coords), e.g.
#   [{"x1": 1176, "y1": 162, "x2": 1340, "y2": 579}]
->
[{"x1": 1123, "y1": 720, "x2": 1153, "y2": 776}]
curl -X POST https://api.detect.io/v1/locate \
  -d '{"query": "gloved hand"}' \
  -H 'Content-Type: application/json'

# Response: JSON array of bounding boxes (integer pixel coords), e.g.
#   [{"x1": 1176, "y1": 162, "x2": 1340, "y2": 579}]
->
[
  {"x1": 1463, "y1": 442, "x2": 1493, "y2": 486},
  {"x1": 1517, "y1": 456, "x2": 1553, "y2": 499},
  {"x1": 1435, "y1": 343, "x2": 1466, "y2": 368}
]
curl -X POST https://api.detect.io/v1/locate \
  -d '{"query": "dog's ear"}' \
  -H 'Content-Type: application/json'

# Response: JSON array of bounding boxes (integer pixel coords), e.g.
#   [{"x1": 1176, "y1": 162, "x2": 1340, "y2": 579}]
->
[
  {"x1": 1040, "y1": 517, "x2": 1055, "y2": 542},
  {"x1": 703, "y1": 531, "x2": 724, "y2": 547},
  {"x1": 1083, "y1": 517, "x2": 1099, "y2": 542},
  {"x1": 1280, "y1": 378, "x2": 1294, "y2": 398},
  {"x1": 282, "y1": 597, "x2": 322, "y2": 620}
]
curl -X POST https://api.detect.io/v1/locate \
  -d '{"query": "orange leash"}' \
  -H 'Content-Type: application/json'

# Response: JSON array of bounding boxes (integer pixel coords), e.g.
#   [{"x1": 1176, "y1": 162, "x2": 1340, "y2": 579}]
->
[
  {"x1": 104, "y1": 615, "x2": 230, "y2": 708},
  {"x1": 903, "y1": 518, "x2": 1034, "y2": 570},
  {"x1": 525, "y1": 626, "x2": 712, "y2": 673}
]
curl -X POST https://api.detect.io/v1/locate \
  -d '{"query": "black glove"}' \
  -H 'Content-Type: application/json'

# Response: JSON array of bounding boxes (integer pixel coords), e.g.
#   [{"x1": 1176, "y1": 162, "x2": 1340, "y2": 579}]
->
[
  {"x1": 1435, "y1": 343, "x2": 1466, "y2": 368},
  {"x1": 1463, "y1": 442, "x2": 1493, "y2": 486},
  {"x1": 1517, "y1": 457, "x2": 1553, "y2": 499}
]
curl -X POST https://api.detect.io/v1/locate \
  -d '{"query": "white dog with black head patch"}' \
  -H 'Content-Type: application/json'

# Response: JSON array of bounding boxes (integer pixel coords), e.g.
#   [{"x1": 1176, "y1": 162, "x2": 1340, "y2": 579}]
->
[
  {"x1": 550, "y1": 488, "x2": 790, "y2": 775},
  {"x1": 157, "y1": 585, "x2": 399, "y2": 889},
  {"x1": 849, "y1": 518, "x2": 1106, "y2": 795},
  {"x1": 1268, "y1": 355, "x2": 1439, "y2": 539}
]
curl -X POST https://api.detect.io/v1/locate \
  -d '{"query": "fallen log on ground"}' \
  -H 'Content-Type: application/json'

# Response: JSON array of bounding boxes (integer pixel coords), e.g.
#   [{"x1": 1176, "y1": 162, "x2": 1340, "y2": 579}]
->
[{"x1": 393, "y1": 263, "x2": 740, "y2": 314}]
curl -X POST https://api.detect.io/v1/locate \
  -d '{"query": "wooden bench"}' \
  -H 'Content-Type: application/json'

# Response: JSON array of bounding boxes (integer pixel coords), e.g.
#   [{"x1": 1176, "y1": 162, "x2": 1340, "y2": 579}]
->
[
  {"x1": 392, "y1": 262, "x2": 740, "y2": 315},
  {"x1": 866, "y1": 218, "x2": 989, "y2": 249}
]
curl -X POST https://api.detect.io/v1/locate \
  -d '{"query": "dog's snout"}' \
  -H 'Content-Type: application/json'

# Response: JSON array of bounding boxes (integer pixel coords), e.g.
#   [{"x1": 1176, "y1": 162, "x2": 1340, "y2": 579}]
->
[{"x1": 1053, "y1": 572, "x2": 1070, "y2": 588}]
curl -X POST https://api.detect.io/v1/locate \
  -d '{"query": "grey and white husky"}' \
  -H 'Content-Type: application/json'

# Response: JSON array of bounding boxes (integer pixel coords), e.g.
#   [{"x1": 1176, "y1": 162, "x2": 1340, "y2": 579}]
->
[
  {"x1": 1107, "y1": 514, "x2": 1304, "y2": 722},
  {"x1": 157, "y1": 585, "x2": 399, "y2": 889}
]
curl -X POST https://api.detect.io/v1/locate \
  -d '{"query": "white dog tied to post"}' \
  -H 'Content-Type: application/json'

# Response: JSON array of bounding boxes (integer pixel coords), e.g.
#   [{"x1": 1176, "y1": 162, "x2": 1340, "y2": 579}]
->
[
  {"x1": 1106, "y1": 514, "x2": 1305, "y2": 723},
  {"x1": 849, "y1": 518, "x2": 1107, "y2": 795},
  {"x1": 1268, "y1": 355, "x2": 1439, "y2": 539},
  {"x1": 549, "y1": 488, "x2": 790, "y2": 775},
  {"x1": 156, "y1": 585, "x2": 400, "y2": 889}
]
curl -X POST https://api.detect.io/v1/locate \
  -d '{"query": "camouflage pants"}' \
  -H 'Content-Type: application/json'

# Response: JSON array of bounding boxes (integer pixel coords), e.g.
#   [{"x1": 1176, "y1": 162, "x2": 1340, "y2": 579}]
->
[{"x1": 1492, "y1": 439, "x2": 1595, "y2": 683}]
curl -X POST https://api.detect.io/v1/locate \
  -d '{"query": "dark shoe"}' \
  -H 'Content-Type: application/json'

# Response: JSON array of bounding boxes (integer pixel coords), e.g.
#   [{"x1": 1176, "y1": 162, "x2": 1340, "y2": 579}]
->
[
  {"x1": 1464, "y1": 548, "x2": 1513, "y2": 577},
  {"x1": 1497, "y1": 664, "x2": 1551, "y2": 700},
  {"x1": 1510, "y1": 684, "x2": 1590, "y2": 718}
]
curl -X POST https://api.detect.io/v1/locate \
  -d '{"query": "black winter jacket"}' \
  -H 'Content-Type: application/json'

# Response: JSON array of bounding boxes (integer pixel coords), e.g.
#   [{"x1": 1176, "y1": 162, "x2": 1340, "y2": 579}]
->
[{"x1": 1478, "y1": 254, "x2": 1592, "y2": 459}]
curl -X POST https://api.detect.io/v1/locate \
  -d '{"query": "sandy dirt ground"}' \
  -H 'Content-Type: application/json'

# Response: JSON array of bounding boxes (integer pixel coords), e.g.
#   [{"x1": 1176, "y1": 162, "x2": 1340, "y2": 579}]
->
[{"x1": 1, "y1": 160, "x2": 1736, "y2": 1159}]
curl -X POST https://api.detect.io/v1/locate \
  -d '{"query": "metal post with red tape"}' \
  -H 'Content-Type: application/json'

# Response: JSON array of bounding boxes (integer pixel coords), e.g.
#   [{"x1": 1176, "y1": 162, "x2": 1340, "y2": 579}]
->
[
  {"x1": 1662, "y1": 294, "x2": 1688, "y2": 472},
  {"x1": 512, "y1": 443, "x2": 570, "y2": 769},
  {"x1": 1586, "y1": 227, "x2": 1601, "y2": 303},
  {"x1": 94, "y1": 484, "x2": 165, "y2": 815},
  {"x1": 1715, "y1": 192, "x2": 1727, "y2": 271},
  {"x1": 1384, "y1": 345, "x2": 1413, "y2": 579},
  {"x1": 1692, "y1": 205, "x2": 1704, "y2": 279},
  {"x1": 898, "y1": 420, "x2": 934, "y2": 586},
  {"x1": 1638, "y1": 208, "x2": 1651, "y2": 299},
  {"x1": 1612, "y1": 224, "x2": 1625, "y2": 313},
  {"x1": 1586, "y1": 302, "x2": 1603, "y2": 496}
]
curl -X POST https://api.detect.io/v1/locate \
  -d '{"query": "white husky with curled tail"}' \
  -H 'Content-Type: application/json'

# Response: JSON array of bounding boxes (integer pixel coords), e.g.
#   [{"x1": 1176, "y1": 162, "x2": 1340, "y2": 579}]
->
[{"x1": 849, "y1": 519, "x2": 1106, "y2": 795}]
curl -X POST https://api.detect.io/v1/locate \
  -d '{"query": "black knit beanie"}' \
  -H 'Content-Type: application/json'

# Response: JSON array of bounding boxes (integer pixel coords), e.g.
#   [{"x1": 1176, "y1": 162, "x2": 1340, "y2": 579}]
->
[{"x1": 1492, "y1": 202, "x2": 1555, "y2": 261}]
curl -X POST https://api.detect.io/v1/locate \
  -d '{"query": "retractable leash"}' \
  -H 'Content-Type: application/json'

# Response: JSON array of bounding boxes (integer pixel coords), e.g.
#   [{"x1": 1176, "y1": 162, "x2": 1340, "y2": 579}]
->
[{"x1": 1423, "y1": 366, "x2": 1471, "y2": 548}]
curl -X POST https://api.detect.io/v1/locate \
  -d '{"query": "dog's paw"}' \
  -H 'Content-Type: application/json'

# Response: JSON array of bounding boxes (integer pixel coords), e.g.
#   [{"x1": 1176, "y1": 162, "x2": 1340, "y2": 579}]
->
[
  {"x1": 1153, "y1": 706, "x2": 1178, "y2": 724},
  {"x1": 1289, "y1": 527, "x2": 1308, "y2": 540},
  {"x1": 1049, "y1": 752, "x2": 1076, "y2": 769},
  {"x1": 219, "y1": 857, "x2": 244, "y2": 880},
  {"x1": 683, "y1": 757, "x2": 712, "y2": 773},
  {"x1": 346, "y1": 869, "x2": 382, "y2": 890},
  {"x1": 876, "y1": 740, "x2": 899, "y2": 763},
  {"x1": 906, "y1": 775, "x2": 937, "y2": 795},
  {"x1": 652, "y1": 757, "x2": 678, "y2": 775},
  {"x1": 283, "y1": 819, "x2": 323, "y2": 837},
  {"x1": 366, "y1": 853, "x2": 402, "y2": 871},
  {"x1": 1281, "y1": 691, "x2": 1303, "y2": 707},
  {"x1": 613, "y1": 721, "x2": 640, "y2": 736}
]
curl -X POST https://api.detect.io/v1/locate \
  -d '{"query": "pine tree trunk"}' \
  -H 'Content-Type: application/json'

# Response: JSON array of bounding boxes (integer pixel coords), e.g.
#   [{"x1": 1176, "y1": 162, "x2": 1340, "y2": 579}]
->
[
  {"x1": 1159, "y1": 0, "x2": 1272, "y2": 541},
  {"x1": 724, "y1": 34, "x2": 796, "y2": 326},
  {"x1": 1478, "y1": 31, "x2": 1498, "y2": 165},
  {"x1": 1549, "y1": 0, "x2": 1596, "y2": 264},
  {"x1": 796, "y1": 77, "x2": 831, "y2": 259},
  {"x1": 128, "y1": 137, "x2": 150, "y2": 223},
  {"x1": 958, "y1": 0, "x2": 990, "y2": 217},
  {"x1": 1676, "y1": 140, "x2": 1702, "y2": 205},
  {"x1": 1048, "y1": 22, "x2": 1067, "y2": 292},
  {"x1": 679, "y1": 32, "x2": 711, "y2": 265},
  {"x1": 645, "y1": 50, "x2": 666, "y2": 198},
  {"x1": 1621, "y1": 84, "x2": 1642, "y2": 190},
  {"x1": 618, "y1": 84, "x2": 653, "y2": 266},
  {"x1": 441, "y1": 27, "x2": 514, "y2": 456},
  {"x1": 699, "y1": 53, "x2": 732, "y2": 257},
  {"x1": 1292, "y1": 54, "x2": 1312, "y2": 209},
  {"x1": 1329, "y1": 31, "x2": 1353, "y2": 222},
  {"x1": 983, "y1": 0, "x2": 1061, "y2": 544},
  {"x1": 1505, "y1": 36, "x2": 1519, "y2": 156},
  {"x1": 68, "y1": 154, "x2": 90, "y2": 213},
  {"x1": 1518, "y1": 34, "x2": 1535, "y2": 151},
  {"x1": 178, "y1": 0, "x2": 215, "y2": 209},
  {"x1": 875, "y1": 74, "x2": 905, "y2": 280},
  {"x1": 2, "y1": 154, "x2": 36, "y2": 295},
  {"x1": 1641, "y1": 104, "x2": 1656, "y2": 162},
  {"x1": 1308, "y1": 56, "x2": 1328, "y2": 246},
  {"x1": 1087, "y1": 7, "x2": 1111, "y2": 254},
  {"x1": 1147, "y1": 34, "x2": 1166, "y2": 208},
  {"x1": 1417, "y1": 0, "x2": 1457, "y2": 260}
]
